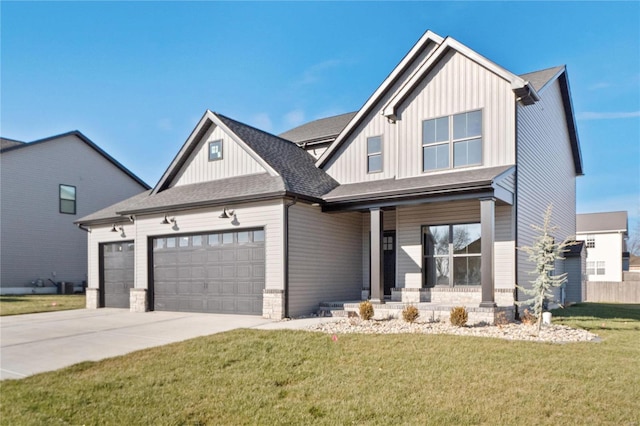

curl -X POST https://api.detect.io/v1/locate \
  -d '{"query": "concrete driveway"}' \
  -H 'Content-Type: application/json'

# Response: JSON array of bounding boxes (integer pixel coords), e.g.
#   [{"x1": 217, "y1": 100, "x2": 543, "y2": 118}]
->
[{"x1": 0, "y1": 309, "x2": 276, "y2": 380}]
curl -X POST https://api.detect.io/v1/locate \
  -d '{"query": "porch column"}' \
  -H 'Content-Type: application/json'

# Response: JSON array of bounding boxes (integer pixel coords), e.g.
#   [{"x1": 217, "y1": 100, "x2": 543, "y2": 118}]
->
[
  {"x1": 480, "y1": 197, "x2": 496, "y2": 307},
  {"x1": 370, "y1": 208, "x2": 385, "y2": 304}
]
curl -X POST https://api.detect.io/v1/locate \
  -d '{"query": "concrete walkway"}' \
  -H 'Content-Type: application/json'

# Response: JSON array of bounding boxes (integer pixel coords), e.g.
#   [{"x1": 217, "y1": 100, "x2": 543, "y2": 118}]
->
[{"x1": 0, "y1": 309, "x2": 337, "y2": 380}]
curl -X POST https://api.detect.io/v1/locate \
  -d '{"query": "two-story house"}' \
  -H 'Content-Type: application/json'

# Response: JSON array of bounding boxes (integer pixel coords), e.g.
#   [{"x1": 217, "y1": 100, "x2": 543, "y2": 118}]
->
[
  {"x1": 77, "y1": 30, "x2": 582, "y2": 322},
  {"x1": 1, "y1": 131, "x2": 150, "y2": 294},
  {"x1": 576, "y1": 211, "x2": 629, "y2": 282}
]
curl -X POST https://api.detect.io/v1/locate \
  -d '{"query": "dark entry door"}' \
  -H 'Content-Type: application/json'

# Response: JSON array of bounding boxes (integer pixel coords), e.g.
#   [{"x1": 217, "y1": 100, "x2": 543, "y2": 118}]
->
[
  {"x1": 383, "y1": 231, "x2": 396, "y2": 296},
  {"x1": 100, "y1": 241, "x2": 135, "y2": 308}
]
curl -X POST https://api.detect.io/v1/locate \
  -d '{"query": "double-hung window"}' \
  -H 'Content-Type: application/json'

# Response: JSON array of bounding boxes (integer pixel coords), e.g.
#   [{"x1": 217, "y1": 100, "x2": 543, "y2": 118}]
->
[
  {"x1": 367, "y1": 136, "x2": 382, "y2": 173},
  {"x1": 59, "y1": 184, "x2": 76, "y2": 214},
  {"x1": 422, "y1": 223, "x2": 481, "y2": 287},
  {"x1": 423, "y1": 110, "x2": 482, "y2": 171},
  {"x1": 586, "y1": 235, "x2": 595, "y2": 248}
]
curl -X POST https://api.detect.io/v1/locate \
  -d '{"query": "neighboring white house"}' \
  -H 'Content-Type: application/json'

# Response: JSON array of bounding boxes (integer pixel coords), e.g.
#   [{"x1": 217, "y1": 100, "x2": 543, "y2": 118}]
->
[
  {"x1": 576, "y1": 211, "x2": 629, "y2": 282},
  {"x1": 0, "y1": 132, "x2": 150, "y2": 294},
  {"x1": 77, "y1": 30, "x2": 582, "y2": 322}
]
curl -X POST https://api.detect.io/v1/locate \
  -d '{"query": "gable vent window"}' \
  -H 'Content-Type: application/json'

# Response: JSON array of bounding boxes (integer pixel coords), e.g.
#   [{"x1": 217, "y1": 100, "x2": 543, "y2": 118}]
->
[
  {"x1": 59, "y1": 184, "x2": 76, "y2": 215},
  {"x1": 209, "y1": 140, "x2": 223, "y2": 161},
  {"x1": 423, "y1": 110, "x2": 482, "y2": 172},
  {"x1": 367, "y1": 136, "x2": 383, "y2": 173}
]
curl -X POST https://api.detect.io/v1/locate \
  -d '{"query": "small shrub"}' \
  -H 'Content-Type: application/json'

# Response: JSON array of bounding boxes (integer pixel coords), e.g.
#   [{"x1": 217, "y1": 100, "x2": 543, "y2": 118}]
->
[
  {"x1": 495, "y1": 310, "x2": 509, "y2": 328},
  {"x1": 450, "y1": 306, "x2": 468, "y2": 327},
  {"x1": 359, "y1": 300, "x2": 374, "y2": 320},
  {"x1": 521, "y1": 308, "x2": 537, "y2": 326},
  {"x1": 402, "y1": 305, "x2": 420, "y2": 323}
]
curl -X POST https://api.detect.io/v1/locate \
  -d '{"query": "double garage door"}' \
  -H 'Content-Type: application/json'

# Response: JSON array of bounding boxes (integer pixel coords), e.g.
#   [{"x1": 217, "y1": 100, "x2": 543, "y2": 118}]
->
[{"x1": 151, "y1": 229, "x2": 265, "y2": 315}]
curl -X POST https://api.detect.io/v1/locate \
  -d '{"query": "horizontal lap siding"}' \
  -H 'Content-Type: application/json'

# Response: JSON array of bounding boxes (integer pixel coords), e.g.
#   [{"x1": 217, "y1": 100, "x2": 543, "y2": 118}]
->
[
  {"x1": 288, "y1": 204, "x2": 362, "y2": 317},
  {"x1": 88, "y1": 200, "x2": 284, "y2": 295},
  {"x1": 172, "y1": 125, "x2": 266, "y2": 187},
  {"x1": 397, "y1": 51, "x2": 516, "y2": 178},
  {"x1": 324, "y1": 42, "x2": 438, "y2": 184},
  {"x1": 495, "y1": 205, "x2": 515, "y2": 290},
  {"x1": 397, "y1": 201, "x2": 480, "y2": 289},
  {"x1": 1, "y1": 135, "x2": 146, "y2": 288},
  {"x1": 516, "y1": 80, "x2": 577, "y2": 299}
]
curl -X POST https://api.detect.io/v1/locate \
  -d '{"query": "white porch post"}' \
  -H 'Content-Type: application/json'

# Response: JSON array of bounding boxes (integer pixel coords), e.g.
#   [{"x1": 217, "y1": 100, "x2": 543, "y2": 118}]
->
[
  {"x1": 480, "y1": 197, "x2": 496, "y2": 307},
  {"x1": 370, "y1": 208, "x2": 385, "y2": 303}
]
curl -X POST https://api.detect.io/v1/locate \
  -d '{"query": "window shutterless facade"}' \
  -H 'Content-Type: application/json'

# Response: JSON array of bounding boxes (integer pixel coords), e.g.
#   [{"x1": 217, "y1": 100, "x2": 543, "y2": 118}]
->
[
  {"x1": 422, "y1": 110, "x2": 482, "y2": 172},
  {"x1": 367, "y1": 136, "x2": 382, "y2": 173},
  {"x1": 422, "y1": 223, "x2": 481, "y2": 287},
  {"x1": 586, "y1": 235, "x2": 595, "y2": 248},
  {"x1": 208, "y1": 140, "x2": 223, "y2": 161},
  {"x1": 59, "y1": 184, "x2": 76, "y2": 214}
]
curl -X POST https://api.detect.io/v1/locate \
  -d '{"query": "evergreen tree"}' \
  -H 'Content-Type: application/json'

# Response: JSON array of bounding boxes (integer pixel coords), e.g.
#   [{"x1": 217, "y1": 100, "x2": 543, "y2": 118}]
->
[{"x1": 517, "y1": 205, "x2": 574, "y2": 331}]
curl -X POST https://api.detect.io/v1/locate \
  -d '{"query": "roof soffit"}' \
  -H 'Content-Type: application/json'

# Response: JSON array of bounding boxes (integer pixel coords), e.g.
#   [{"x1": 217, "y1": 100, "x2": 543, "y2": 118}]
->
[
  {"x1": 152, "y1": 110, "x2": 278, "y2": 194},
  {"x1": 316, "y1": 30, "x2": 444, "y2": 168}
]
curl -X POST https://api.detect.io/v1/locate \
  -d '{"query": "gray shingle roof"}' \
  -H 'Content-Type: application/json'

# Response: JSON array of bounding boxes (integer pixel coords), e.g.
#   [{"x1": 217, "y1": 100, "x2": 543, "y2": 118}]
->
[
  {"x1": 75, "y1": 190, "x2": 152, "y2": 224},
  {"x1": 323, "y1": 165, "x2": 513, "y2": 203},
  {"x1": 577, "y1": 211, "x2": 628, "y2": 234},
  {"x1": 216, "y1": 113, "x2": 338, "y2": 199},
  {"x1": 278, "y1": 111, "x2": 357, "y2": 145},
  {"x1": 0, "y1": 137, "x2": 25, "y2": 150},
  {"x1": 519, "y1": 65, "x2": 564, "y2": 92}
]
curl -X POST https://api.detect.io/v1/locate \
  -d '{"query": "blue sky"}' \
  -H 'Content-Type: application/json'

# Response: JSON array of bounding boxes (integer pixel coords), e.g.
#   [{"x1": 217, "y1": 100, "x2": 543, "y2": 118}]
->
[{"x1": 2, "y1": 1, "x2": 639, "y2": 232}]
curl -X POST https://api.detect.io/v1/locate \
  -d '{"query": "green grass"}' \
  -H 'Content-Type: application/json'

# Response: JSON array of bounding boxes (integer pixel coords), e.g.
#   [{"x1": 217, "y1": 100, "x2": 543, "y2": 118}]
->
[
  {"x1": 0, "y1": 295, "x2": 85, "y2": 316},
  {"x1": 1, "y1": 303, "x2": 639, "y2": 425}
]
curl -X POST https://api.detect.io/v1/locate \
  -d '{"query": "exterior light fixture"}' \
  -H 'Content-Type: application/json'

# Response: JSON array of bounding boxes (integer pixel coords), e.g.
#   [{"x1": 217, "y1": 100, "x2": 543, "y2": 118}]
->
[
  {"x1": 219, "y1": 207, "x2": 235, "y2": 219},
  {"x1": 110, "y1": 224, "x2": 118, "y2": 232},
  {"x1": 161, "y1": 214, "x2": 176, "y2": 225}
]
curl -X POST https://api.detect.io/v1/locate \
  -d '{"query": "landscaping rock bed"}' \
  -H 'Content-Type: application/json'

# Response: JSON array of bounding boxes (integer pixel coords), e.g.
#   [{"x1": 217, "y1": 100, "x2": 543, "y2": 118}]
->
[{"x1": 307, "y1": 318, "x2": 599, "y2": 343}]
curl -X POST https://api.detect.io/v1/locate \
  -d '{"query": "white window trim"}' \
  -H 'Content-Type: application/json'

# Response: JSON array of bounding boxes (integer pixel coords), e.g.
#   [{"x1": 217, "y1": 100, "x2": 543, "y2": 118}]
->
[{"x1": 366, "y1": 135, "x2": 383, "y2": 174}]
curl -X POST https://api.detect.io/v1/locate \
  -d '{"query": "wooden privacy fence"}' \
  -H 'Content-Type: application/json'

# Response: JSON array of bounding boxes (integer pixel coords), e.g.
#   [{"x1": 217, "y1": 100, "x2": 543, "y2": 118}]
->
[{"x1": 585, "y1": 275, "x2": 640, "y2": 303}]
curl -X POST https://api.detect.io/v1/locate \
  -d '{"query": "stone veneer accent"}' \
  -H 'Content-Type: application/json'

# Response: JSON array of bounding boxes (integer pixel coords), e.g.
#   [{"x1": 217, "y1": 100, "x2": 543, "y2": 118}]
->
[
  {"x1": 392, "y1": 287, "x2": 514, "y2": 306},
  {"x1": 86, "y1": 288, "x2": 99, "y2": 309},
  {"x1": 263, "y1": 289, "x2": 284, "y2": 319},
  {"x1": 130, "y1": 288, "x2": 148, "y2": 312}
]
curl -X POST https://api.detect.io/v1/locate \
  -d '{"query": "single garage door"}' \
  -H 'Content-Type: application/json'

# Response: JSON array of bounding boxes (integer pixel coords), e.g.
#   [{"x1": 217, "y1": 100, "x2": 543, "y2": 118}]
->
[
  {"x1": 151, "y1": 228, "x2": 265, "y2": 314},
  {"x1": 101, "y1": 241, "x2": 135, "y2": 308}
]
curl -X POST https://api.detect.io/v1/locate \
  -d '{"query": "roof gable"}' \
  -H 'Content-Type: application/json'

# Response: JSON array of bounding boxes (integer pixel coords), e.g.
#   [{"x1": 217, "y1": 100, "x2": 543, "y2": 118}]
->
[
  {"x1": 0, "y1": 131, "x2": 149, "y2": 189},
  {"x1": 153, "y1": 110, "x2": 338, "y2": 200},
  {"x1": 316, "y1": 30, "x2": 444, "y2": 168}
]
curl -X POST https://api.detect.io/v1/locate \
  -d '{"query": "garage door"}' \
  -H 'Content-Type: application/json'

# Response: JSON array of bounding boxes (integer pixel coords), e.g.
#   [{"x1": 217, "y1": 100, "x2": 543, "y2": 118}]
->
[
  {"x1": 151, "y1": 229, "x2": 265, "y2": 314},
  {"x1": 101, "y1": 241, "x2": 135, "y2": 308}
]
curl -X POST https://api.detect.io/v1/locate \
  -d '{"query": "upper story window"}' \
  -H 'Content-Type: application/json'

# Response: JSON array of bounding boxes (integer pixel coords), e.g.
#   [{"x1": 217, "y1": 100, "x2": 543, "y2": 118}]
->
[
  {"x1": 367, "y1": 136, "x2": 383, "y2": 173},
  {"x1": 59, "y1": 184, "x2": 76, "y2": 215},
  {"x1": 586, "y1": 235, "x2": 595, "y2": 248},
  {"x1": 209, "y1": 140, "x2": 223, "y2": 161},
  {"x1": 422, "y1": 110, "x2": 482, "y2": 172}
]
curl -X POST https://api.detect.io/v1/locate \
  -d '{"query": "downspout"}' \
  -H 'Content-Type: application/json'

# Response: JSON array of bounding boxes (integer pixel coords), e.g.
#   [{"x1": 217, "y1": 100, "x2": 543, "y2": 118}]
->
[
  {"x1": 283, "y1": 197, "x2": 297, "y2": 318},
  {"x1": 513, "y1": 99, "x2": 520, "y2": 319},
  {"x1": 77, "y1": 224, "x2": 91, "y2": 233}
]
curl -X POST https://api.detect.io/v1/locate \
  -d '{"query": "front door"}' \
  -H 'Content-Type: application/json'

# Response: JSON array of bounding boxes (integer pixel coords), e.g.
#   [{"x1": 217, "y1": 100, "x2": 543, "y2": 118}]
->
[{"x1": 383, "y1": 231, "x2": 396, "y2": 296}]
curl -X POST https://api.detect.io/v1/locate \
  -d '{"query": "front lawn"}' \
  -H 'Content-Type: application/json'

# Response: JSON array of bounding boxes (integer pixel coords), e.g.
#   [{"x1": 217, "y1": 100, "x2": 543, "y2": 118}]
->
[
  {"x1": 1, "y1": 303, "x2": 638, "y2": 425},
  {"x1": 0, "y1": 295, "x2": 86, "y2": 316}
]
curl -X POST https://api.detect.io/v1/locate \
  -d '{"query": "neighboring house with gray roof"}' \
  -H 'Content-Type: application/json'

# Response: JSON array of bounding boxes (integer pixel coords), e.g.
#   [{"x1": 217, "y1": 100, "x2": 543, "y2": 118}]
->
[
  {"x1": 0, "y1": 131, "x2": 149, "y2": 294},
  {"x1": 77, "y1": 30, "x2": 582, "y2": 321},
  {"x1": 576, "y1": 211, "x2": 629, "y2": 282}
]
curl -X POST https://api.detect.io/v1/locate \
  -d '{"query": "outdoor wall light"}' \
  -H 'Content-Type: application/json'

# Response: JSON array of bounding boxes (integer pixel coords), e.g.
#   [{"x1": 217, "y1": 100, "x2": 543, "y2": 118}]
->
[
  {"x1": 218, "y1": 207, "x2": 235, "y2": 219},
  {"x1": 161, "y1": 214, "x2": 176, "y2": 225},
  {"x1": 110, "y1": 224, "x2": 118, "y2": 232}
]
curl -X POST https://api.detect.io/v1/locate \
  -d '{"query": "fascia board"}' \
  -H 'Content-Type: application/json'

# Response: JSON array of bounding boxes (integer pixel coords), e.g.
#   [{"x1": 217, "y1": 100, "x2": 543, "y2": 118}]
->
[
  {"x1": 152, "y1": 110, "x2": 214, "y2": 194},
  {"x1": 316, "y1": 30, "x2": 444, "y2": 168}
]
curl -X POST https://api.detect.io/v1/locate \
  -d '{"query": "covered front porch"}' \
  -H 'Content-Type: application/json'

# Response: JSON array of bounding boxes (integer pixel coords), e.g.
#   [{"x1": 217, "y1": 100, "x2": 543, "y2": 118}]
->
[{"x1": 321, "y1": 165, "x2": 517, "y2": 323}]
